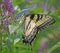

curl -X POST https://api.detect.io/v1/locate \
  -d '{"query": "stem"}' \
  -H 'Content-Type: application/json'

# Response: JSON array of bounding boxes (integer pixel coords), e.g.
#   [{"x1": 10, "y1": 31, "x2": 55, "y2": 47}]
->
[{"x1": 48, "y1": 42, "x2": 60, "y2": 53}]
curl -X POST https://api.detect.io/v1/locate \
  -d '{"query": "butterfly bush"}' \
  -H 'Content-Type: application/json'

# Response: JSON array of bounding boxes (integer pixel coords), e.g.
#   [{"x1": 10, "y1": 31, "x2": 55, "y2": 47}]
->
[
  {"x1": 0, "y1": 0, "x2": 30, "y2": 35},
  {"x1": 0, "y1": 1, "x2": 17, "y2": 50},
  {"x1": 5, "y1": 0, "x2": 14, "y2": 13},
  {"x1": 0, "y1": 0, "x2": 14, "y2": 35}
]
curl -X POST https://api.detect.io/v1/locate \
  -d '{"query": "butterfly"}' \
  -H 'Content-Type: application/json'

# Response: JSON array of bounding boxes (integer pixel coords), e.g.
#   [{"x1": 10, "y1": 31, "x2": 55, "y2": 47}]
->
[{"x1": 21, "y1": 14, "x2": 55, "y2": 45}]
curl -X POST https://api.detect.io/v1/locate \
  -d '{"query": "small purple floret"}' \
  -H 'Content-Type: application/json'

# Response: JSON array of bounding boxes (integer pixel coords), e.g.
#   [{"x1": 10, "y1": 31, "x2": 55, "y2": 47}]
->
[{"x1": 5, "y1": 0, "x2": 14, "y2": 13}]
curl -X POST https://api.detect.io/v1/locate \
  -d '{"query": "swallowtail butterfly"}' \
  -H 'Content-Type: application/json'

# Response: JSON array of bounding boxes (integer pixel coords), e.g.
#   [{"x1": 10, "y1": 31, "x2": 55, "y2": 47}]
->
[{"x1": 21, "y1": 14, "x2": 55, "y2": 45}]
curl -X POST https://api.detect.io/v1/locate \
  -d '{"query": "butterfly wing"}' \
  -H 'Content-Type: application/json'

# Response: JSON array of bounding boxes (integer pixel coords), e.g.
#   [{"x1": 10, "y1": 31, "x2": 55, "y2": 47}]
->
[
  {"x1": 22, "y1": 14, "x2": 55, "y2": 44},
  {"x1": 22, "y1": 15, "x2": 38, "y2": 44},
  {"x1": 36, "y1": 14, "x2": 55, "y2": 30}
]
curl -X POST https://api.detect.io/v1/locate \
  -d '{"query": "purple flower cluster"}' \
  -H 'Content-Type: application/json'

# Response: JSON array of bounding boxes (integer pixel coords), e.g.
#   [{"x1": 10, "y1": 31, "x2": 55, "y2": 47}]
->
[
  {"x1": 1, "y1": 11, "x2": 12, "y2": 16},
  {"x1": 42, "y1": 2, "x2": 55, "y2": 13},
  {"x1": 0, "y1": 0, "x2": 14, "y2": 34},
  {"x1": 42, "y1": 2, "x2": 47, "y2": 11},
  {"x1": 5, "y1": 0, "x2": 14, "y2": 13},
  {"x1": 1, "y1": 29, "x2": 5, "y2": 33},
  {"x1": 0, "y1": 4, "x2": 4, "y2": 9},
  {"x1": 49, "y1": 6, "x2": 54, "y2": 13},
  {"x1": 40, "y1": 38, "x2": 48, "y2": 49},
  {"x1": 2, "y1": 11, "x2": 7, "y2": 15},
  {"x1": 38, "y1": 38, "x2": 49, "y2": 53}
]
